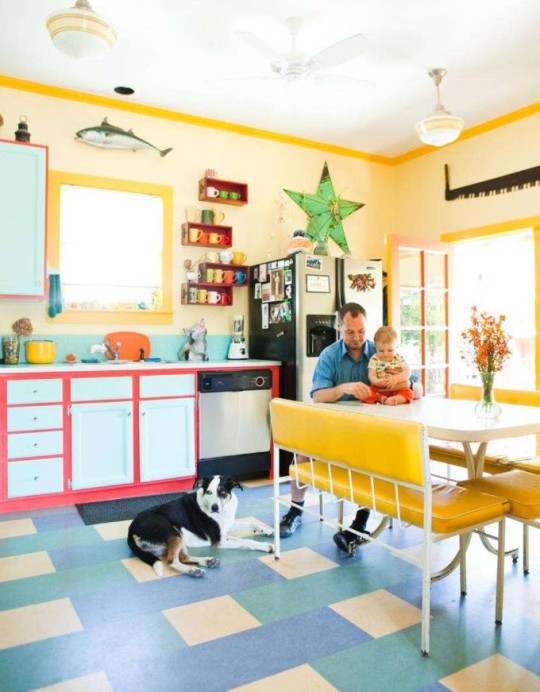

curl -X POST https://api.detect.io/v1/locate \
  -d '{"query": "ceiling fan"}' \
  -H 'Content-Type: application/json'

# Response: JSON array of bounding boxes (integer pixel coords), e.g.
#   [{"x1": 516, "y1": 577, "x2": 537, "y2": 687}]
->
[{"x1": 235, "y1": 17, "x2": 375, "y2": 89}]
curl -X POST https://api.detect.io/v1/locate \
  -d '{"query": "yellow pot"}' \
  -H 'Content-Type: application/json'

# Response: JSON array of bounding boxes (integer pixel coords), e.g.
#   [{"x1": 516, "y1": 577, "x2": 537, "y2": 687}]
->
[{"x1": 25, "y1": 340, "x2": 56, "y2": 364}]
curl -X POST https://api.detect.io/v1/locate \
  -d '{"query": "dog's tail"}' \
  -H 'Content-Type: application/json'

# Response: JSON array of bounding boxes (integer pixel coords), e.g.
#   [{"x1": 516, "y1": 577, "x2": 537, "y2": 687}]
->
[{"x1": 127, "y1": 527, "x2": 164, "y2": 576}]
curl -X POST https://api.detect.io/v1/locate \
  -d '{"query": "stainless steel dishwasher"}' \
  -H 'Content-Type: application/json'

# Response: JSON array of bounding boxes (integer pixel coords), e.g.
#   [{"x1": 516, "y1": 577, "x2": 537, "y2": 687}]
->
[{"x1": 198, "y1": 370, "x2": 272, "y2": 479}]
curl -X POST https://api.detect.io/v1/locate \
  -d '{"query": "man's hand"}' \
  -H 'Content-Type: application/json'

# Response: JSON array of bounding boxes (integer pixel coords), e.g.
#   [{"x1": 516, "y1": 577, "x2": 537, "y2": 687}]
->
[{"x1": 341, "y1": 381, "x2": 371, "y2": 400}]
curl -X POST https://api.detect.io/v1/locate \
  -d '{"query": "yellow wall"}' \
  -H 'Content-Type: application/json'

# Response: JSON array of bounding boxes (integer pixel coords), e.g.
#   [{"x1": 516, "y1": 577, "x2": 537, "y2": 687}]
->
[
  {"x1": 393, "y1": 113, "x2": 540, "y2": 239},
  {"x1": 0, "y1": 85, "x2": 394, "y2": 336}
]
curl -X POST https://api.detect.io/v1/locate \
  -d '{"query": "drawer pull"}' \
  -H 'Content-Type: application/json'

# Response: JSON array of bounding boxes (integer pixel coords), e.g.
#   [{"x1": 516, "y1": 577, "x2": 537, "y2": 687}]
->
[
  {"x1": 33, "y1": 417, "x2": 38, "y2": 422},
  {"x1": 34, "y1": 476, "x2": 38, "y2": 481},
  {"x1": 33, "y1": 443, "x2": 39, "y2": 448},
  {"x1": 33, "y1": 390, "x2": 38, "y2": 394}
]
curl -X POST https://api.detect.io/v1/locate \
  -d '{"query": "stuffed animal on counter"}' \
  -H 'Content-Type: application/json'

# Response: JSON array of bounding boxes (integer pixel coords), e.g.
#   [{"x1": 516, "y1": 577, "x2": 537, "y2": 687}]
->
[{"x1": 179, "y1": 318, "x2": 209, "y2": 361}]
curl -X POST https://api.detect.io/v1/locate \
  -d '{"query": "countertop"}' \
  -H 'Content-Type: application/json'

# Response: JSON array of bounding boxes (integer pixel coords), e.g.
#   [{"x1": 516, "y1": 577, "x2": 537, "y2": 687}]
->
[{"x1": 0, "y1": 359, "x2": 281, "y2": 375}]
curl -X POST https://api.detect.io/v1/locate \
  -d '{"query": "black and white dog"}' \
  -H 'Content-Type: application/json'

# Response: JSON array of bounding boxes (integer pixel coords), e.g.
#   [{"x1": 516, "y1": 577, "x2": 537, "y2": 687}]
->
[{"x1": 127, "y1": 475, "x2": 274, "y2": 577}]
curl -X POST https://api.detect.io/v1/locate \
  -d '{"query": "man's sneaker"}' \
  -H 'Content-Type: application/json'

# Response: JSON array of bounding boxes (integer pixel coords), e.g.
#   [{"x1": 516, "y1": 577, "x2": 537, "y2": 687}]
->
[
  {"x1": 279, "y1": 510, "x2": 302, "y2": 537},
  {"x1": 333, "y1": 529, "x2": 369, "y2": 555}
]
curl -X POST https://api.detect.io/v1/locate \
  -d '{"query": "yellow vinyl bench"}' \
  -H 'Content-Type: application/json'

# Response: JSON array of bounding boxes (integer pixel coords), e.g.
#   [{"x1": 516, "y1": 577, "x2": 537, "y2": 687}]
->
[
  {"x1": 270, "y1": 398, "x2": 509, "y2": 656},
  {"x1": 430, "y1": 385, "x2": 540, "y2": 572}
]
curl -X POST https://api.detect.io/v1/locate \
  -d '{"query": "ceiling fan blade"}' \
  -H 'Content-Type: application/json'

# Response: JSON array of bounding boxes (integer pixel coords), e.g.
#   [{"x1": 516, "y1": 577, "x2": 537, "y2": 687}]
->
[
  {"x1": 310, "y1": 74, "x2": 376, "y2": 90},
  {"x1": 235, "y1": 31, "x2": 279, "y2": 61},
  {"x1": 310, "y1": 34, "x2": 370, "y2": 70}
]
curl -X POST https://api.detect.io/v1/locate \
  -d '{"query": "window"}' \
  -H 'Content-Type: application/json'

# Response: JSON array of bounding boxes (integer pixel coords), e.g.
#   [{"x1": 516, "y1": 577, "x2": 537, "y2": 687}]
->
[
  {"x1": 48, "y1": 171, "x2": 173, "y2": 324},
  {"x1": 451, "y1": 228, "x2": 535, "y2": 389}
]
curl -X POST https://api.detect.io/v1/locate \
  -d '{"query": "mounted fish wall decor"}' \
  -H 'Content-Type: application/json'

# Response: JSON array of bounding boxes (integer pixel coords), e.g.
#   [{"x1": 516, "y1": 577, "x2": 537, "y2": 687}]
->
[
  {"x1": 445, "y1": 163, "x2": 540, "y2": 200},
  {"x1": 76, "y1": 118, "x2": 172, "y2": 156}
]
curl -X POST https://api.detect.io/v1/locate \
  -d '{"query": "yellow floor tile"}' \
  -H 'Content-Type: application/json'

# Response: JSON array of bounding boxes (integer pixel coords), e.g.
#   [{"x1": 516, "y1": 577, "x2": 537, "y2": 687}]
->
[
  {"x1": 0, "y1": 551, "x2": 55, "y2": 583},
  {"x1": 34, "y1": 671, "x2": 113, "y2": 691},
  {"x1": 330, "y1": 588, "x2": 423, "y2": 638},
  {"x1": 243, "y1": 479, "x2": 273, "y2": 488},
  {"x1": 440, "y1": 653, "x2": 540, "y2": 691},
  {"x1": 259, "y1": 547, "x2": 338, "y2": 580},
  {"x1": 0, "y1": 518, "x2": 37, "y2": 539},
  {"x1": 0, "y1": 598, "x2": 82, "y2": 650},
  {"x1": 396, "y1": 536, "x2": 460, "y2": 571},
  {"x1": 231, "y1": 663, "x2": 337, "y2": 691},
  {"x1": 163, "y1": 594, "x2": 260, "y2": 645},
  {"x1": 93, "y1": 520, "x2": 131, "y2": 541}
]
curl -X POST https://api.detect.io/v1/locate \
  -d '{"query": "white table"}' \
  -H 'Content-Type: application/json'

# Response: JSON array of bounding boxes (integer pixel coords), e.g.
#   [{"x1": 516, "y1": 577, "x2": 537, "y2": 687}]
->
[{"x1": 322, "y1": 397, "x2": 540, "y2": 478}]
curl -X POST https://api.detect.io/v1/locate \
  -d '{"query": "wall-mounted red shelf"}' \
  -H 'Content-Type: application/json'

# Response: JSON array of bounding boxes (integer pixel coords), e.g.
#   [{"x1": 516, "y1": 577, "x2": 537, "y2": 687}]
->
[
  {"x1": 198, "y1": 177, "x2": 248, "y2": 206},
  {"x1": 181, "y1": 222, "x2": 232, "y2": 248}
]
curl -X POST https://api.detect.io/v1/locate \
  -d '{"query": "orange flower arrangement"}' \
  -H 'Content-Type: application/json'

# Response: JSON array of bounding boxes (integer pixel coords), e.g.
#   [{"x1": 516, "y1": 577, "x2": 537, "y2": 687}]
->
[{"x1": 461, "y1": 306, "x2": 511, "y2": 373}]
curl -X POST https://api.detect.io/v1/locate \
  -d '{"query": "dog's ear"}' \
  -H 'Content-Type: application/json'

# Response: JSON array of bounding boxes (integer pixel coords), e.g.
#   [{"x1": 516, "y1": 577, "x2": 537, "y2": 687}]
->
[
  {"x1": 228, "y1": 477, "x2": 243, "y2": 492},
  {"x1": 192, "y1": 478, "x2": 205, "y2": 490}
]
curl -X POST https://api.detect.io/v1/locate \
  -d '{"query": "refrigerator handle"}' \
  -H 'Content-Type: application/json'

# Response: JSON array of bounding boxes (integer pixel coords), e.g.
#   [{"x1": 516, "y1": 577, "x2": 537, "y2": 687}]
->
[{"x1": 335, "y1": 257, "x2": 345, "y2": 310}]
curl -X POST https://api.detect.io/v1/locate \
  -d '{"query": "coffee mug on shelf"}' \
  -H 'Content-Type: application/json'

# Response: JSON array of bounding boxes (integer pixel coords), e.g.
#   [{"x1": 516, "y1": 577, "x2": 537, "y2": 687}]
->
[
  {"x1": 213, "y1": 211, "x2": 225, "y2": 224},
  {"x1": 188, "y1": 227, "x2": 203, "y2": 243},
  {"x1": 186, "y1": 270, "x2": 198, "y2": 282},
  {"x1": 197, "y1": 289, "x2": 208, "y2": 303},
  {"x1": 206, "y1": 268, "x2": 215, "y2": 283},
  {"x1": 213, "y1": 269, "x2": 225, "y2": 283},
  {"x1": 185, "y1": 205, "x2": 200, "y2": 223},
  {"x1": 206, "y1": 251, "x2": 219, "y2": 262},
  {"x1": 223, "y1": 270, "x2": 235, "y2": 284},
  {"x1": 219, "y1": 250, "x2": 232, "y2": 263},
  {"x1": 218, "y1": 190, "x2": 229, "y2": 199},
  {"x1": 229, "y1": 191, "x2": 241, "y2": 200},
  {"x1": 231, "y1": 251, "x2": 247, "y2": 265},
  {"x1": 206, "y1": 186, "x2": 219, "y2": 198},
  {"x1": 234, "y1": 270, "x2": 247, "y2": 284},
  {"x1": 201, "y1": 209, "x2": 215, "y2": 224},
  {"x1": 218, "y1": 235, "x2": 230, "y2": 245},
  {"x1": 220, "y1": 292, "x2": 232, "y2": 305},
  {"x1": 209, "y1": 232, "x2": 223, "y2": 245},
  {"x1": 207, "y1": 291, "x2": 221, "y2": 304},
  {"x1": 188, "y1": 286, "x2": 198, "y2": 304}
]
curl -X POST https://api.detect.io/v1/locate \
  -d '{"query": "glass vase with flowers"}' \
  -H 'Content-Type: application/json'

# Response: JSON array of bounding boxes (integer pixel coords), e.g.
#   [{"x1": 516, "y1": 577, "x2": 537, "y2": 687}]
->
[
  {"x1": 461, "y1": 307, "x2": 511, "y2": 419},
  {"x1": 2, "y1": 318, "x2": 33, "y2": 364}
]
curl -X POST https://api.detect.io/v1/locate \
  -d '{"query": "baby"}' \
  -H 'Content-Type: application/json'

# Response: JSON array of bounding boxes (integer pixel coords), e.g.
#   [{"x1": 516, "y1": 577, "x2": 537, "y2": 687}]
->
[{"x1": 364, "y1": 326, "x2": 413, "y2": 405}]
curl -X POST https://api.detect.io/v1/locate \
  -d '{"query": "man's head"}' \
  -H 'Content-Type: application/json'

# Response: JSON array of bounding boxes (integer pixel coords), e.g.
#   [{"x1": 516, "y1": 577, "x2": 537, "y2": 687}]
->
[{"x1": 337, "y1": 303, "x2": 367, "y2": 356}]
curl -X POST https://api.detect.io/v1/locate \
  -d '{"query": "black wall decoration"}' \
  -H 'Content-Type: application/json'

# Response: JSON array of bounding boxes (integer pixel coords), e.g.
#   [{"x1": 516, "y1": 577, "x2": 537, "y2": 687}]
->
[{"x1": 445, "y1": 164, "x2": 540, "y2": 201}]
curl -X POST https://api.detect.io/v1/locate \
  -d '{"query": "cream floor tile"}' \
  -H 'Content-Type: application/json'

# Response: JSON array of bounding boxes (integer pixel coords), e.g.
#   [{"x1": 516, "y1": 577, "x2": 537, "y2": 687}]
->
[
  {"x1": 330, "y1": 588, "x2": 423, "y2": 638},
  {"x1": 231, "y1": 663, "x2": 337, "y2": 691},
  {"x1": 395, "y1": 536, "x2": 460, "y2": 571},
  {"x1": 440, "y1": 653, "x2": 540, "y2": 691},
  {"x1": 0, "y1": 551, "x2": 55, "y2": 583},
  {"x1": 34, "y1": 671, "x2": 113, "y2": 692},
  {"x1": 0, "y1": 598, "x2": 82, "y2": 650},
  {"x1": 163, "y1": 594, "x2": 260, "y2": 645},
  {"x1": 259, "y1": 547, "x2": 338, "y2": 580},
  {"x1": 243, "y1": 479, "x2": 273, "y2": 488},
  {"x1": 0, "y1": 517, "x2": 37, "y2": 539},
  {"x1": 93, "y1": 520, "x2": 131, "y2": 541},
  {"x1": 121, "y1": 557, "x2": 179, "y2": 582}
]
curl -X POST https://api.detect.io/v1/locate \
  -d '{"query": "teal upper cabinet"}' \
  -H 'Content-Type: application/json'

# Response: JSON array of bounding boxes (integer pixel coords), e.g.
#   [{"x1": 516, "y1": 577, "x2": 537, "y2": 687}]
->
[{"x1": 0, "y1": 140, "x2": 48, "y2": 298}]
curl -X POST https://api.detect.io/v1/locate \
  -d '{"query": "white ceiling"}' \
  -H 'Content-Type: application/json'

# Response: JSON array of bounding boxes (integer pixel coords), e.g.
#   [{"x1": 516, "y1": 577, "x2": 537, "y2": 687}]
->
[{"x1": 1, "y1": 0, "x2": 539, "y2": 158}]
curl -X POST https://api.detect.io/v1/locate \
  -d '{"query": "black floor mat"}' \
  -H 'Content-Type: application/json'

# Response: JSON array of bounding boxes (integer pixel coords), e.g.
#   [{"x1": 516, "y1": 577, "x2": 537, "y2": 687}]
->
[{"x1": 75, "y1": 492, "x2": 184, "y2": 525}]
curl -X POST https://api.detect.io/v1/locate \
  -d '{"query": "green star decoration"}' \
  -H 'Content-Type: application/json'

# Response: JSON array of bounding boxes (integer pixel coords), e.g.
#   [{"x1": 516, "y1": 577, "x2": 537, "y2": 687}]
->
[{"x1": 284, "y1": 162, "x2": 364, "y2": 255}]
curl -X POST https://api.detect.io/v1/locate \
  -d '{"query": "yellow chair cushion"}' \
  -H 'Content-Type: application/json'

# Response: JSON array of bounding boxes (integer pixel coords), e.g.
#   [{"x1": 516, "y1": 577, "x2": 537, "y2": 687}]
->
[
  {"x1": 459, "y1": 470, "x2": 540, "y2": 520},
  {"x1": 429, "y1": 443, "x2": 513, "y2": 475},
  {"x1": 292, "y1": 463, "x2": 509, "y2": 533}
]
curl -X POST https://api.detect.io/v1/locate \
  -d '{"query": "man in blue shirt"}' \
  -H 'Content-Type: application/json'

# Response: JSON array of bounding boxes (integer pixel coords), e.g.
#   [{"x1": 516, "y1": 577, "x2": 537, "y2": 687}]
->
[{"x1": 279, "y1": 302, "x2": 375, "y2": 553}]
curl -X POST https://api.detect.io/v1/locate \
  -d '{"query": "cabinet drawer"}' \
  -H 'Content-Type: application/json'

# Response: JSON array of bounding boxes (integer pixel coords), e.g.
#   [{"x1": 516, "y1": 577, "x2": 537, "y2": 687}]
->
[
  {"x1": 7, "y1": 430, "x2": 63, "y2": 459},
  {"x1": 7, "y1": 458, "x2": 63, "y2": 498},
  {"x1": 71, "y1": 376, "x2": 132, "y2": 401},
  {"x1": 7, "y1": 405, "x2": 63, "y2": 432},
  {"x1": 7, "y1": 378, "x2": 62, "y2": 404},
  {"x1": 140, "y1": 374, "x2": 195, "y2": 398}
]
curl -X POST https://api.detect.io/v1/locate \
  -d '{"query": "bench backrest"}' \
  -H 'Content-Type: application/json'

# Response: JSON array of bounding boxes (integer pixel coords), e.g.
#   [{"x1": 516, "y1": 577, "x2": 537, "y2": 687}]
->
[{"x1": 270, "y1": 398, "x2": 428, "y2": 487}]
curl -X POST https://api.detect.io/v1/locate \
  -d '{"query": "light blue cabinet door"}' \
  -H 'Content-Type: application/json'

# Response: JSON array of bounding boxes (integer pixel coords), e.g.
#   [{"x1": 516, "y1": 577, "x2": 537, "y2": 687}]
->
[
  {"x1": 71, "y1": 401, "x2": 134, "y2": 489},
  {"x1": 0, "y1": 141, "x2": 47, "y2": 297},
  {"x1": 139, "y1": 398, "x2": 195, "y2": 482}
]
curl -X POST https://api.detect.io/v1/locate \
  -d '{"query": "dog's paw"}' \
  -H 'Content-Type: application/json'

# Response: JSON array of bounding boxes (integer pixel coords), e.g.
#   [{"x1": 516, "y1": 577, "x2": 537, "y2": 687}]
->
[
  {"x1": 205, "y1": 557, "x2": 220, "y2": 568},
  {"x1": 265, "y1": 543, "x2": 275, "y2": 553},
  {"x1": 153, "y1": 561, "x2": 164, "y2": 577},
  {"x1": 188, "y1": 567, "x2": 205, "y2": 578},
  {"x1": 253, "y1": 525, "x2": 274, "y2": 536}
]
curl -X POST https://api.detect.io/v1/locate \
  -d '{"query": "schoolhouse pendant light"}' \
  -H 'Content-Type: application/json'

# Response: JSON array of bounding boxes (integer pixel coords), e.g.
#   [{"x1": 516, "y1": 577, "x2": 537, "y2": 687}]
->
[
  {"x1": 46, "y1": 0, "x2": 117, "y2": 60},
  {"x1": 415, "y1": 68, "x2": 464, "y2": 147}
]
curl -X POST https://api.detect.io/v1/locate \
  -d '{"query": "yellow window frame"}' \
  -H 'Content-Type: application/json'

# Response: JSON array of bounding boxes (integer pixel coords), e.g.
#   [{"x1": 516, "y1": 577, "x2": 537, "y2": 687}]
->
[{"x1": 47, "y1": 171, "x2": 173, "y2": 325}]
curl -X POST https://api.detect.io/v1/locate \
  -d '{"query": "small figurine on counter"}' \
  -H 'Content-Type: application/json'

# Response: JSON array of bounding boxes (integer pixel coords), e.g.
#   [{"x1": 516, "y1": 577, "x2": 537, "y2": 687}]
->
[
  {"x1": 287, "y1": 229, "x2": 313, "y2": 255},
  {"x1": 179, "y1": 318, "x2": 209, "y2": 361}
]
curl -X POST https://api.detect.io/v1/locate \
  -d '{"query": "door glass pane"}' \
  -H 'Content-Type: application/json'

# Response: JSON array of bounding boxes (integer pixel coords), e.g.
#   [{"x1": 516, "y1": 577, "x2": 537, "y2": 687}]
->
[
  {"x1": 425, "y1": 290, "x2": 446, "y2": 326},
  {"x1": 400, "y1": 288, "x2": 421, "y2": 326},
  {"x1": 426, "y1": 366, "x2": 447, "y2": 396},
  {"x1": 426, "y1": 330, "x2": 446, "y2": 364},
  {"x1": 424, "y1": 252, "x2": 445, "y2": 288},
  {"x1": 401, "y1": 329, "x2": 422, "y2": 365},
  {"x1": 398, "y1": 249, "x2": 421, "y2": 287}
]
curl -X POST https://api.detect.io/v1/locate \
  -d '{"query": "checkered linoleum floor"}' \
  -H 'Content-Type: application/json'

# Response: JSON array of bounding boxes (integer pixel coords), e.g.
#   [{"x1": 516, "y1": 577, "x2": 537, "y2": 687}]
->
[{"x1": 0, "y1": 481, "x2": 539, "y2": 692}]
